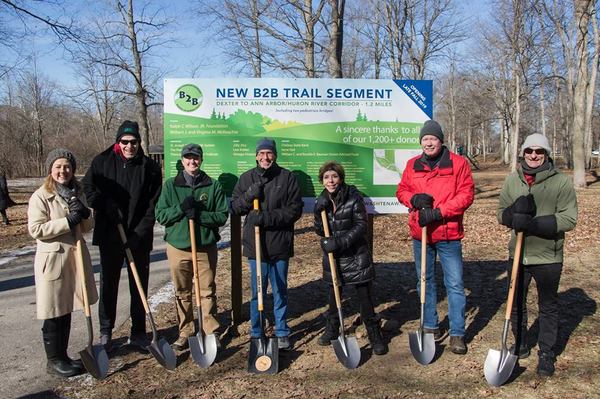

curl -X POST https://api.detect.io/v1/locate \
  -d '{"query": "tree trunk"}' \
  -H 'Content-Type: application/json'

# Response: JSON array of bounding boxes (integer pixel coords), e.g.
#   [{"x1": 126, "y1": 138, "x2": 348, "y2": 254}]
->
[{"x1": 327, "y1": 0, "x2": 345, "y2": 78}]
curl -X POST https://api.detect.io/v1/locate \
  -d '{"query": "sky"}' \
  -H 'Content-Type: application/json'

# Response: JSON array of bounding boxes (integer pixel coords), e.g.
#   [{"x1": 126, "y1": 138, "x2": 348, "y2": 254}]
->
[{"x1": 1, "y1": 0, "x2": 491, "y2": 93}]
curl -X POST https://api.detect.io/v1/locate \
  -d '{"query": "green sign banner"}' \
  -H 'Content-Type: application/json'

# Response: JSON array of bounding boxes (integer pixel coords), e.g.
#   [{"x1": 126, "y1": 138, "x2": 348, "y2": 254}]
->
[{"x1": 163, "y1": 78, "x2": 432, "y2": 213}]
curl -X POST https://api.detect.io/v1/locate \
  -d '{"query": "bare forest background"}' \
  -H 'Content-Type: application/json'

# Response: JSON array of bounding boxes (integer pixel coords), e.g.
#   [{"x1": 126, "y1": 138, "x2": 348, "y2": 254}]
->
[{"x1": 1, "y1": 0, "x2": 599, "y2": 188}]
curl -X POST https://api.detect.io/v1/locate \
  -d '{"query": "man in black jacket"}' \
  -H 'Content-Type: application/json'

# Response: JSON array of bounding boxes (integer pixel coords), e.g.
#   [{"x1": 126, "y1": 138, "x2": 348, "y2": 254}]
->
[
  {"x1": 230, "y1": 138, "x2": 302, "y2": 350},
  {"x1": 83, "y1": 120, "x2": 162, "y2": 352}
]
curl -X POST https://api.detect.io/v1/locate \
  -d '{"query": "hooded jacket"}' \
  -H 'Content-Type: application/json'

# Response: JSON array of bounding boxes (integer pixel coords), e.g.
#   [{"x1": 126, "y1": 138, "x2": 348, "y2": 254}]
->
[
  {"x1": 83, "y1": 145, "x2": 162, "y2": 251},
  {"x1": 314, "y1": 184, "x2": 374, "y2": 286},
  {"x1": 396, "y1": 147, "x2": 474, "y2": 243},
  {"x1": 155, "y1": 170, "x2": 228, "y2": 249},
  {"x1": 497, "y1": 162, "x2": 577, "y2": 265},
  {"x1": 230, "y1": 163, "x2": 303, "y2": 261}
]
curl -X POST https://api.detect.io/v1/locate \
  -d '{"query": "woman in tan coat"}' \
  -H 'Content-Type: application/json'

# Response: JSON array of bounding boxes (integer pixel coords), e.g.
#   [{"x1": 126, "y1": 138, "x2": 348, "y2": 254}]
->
[{"x1": 28, "y1": 148, "x2": 98, "y2": 378}]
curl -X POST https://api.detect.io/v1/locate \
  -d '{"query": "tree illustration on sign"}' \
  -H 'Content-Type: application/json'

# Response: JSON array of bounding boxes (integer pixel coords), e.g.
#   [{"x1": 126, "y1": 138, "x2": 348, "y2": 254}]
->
[{"x1": 375, "y1": 149, "x2": 400, "y2": 175}]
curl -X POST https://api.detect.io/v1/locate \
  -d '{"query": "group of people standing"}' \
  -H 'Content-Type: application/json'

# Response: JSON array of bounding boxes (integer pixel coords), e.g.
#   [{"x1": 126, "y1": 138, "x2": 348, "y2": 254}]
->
[{"x1": 28, "y1": 118, "x2": 576, "y2": 379}]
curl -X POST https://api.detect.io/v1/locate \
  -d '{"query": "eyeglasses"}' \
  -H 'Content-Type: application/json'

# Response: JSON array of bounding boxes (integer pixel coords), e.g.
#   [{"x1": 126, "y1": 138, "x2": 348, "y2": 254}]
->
[
  {"x1": 119, "y1": 139, "x2": 139, "y2": 146},
  {"x1": 524, "y1": 148, "x2": 546, "y2": 155}
]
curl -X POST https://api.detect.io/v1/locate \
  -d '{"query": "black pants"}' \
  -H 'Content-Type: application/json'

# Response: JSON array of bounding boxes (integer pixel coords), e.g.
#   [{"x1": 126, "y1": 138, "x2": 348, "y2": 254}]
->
[
  {"x1": 508, "y1": 261, "x2": 563, "y2": 354},
  {"x1": 98, "y1": 244, "x2": 150, "y2": 336},
  {"x1": 0, "y1": 209, "x2": 8, "y2": 224},
  {"x1": 42, "y1": 313, "x2": 71, "y2": 360},
  {"x1": 327, "y1": 282, "x2": 376, "y2": 324}
]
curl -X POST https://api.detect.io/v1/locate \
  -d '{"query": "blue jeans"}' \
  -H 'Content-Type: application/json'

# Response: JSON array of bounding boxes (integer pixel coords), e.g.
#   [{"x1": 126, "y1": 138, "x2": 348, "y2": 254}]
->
[
  {"x1": 412, "y1": 239, "x2": 466, "y2": 337},
  {"x1": 248, "y1": 259, "x2": 290, "y2": 338}
]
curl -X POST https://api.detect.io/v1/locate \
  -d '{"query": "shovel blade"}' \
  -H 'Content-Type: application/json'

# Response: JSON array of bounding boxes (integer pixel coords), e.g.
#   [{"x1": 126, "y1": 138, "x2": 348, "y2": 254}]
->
[
  {"x1": 484, "y1": 348, "x2": 517, "y2": 387},
  {"x1": 332, "y1": 335, "x2": 361, "y2": 369},
  {"x1": 189, "y1": 333, "x2": 218, "y2": 368},
  {"x1": 147, "y1": 337, "x2": 177, "y2": 370},
  {"x1": 248, "y1": 337, "x2": 279, "y2": 374},
  {"x1": 79, "y1": 344, "x2": 109, "y2": 380},
  {"x1": 408, "y1": 330, "x2": 436, "y2": 365}
]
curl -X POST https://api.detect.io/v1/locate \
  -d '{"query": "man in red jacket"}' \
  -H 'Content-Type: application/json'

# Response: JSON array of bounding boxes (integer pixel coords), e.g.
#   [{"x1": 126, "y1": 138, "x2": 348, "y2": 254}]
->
[{"x1": 396, "y1": 120, "x2": 474, "y2": 354}]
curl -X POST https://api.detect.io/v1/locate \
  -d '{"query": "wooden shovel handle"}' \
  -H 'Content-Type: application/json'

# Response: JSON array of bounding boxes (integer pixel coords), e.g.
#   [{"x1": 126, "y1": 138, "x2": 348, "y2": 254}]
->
[
  {"x1": 253, "y1": 199, "x2": 264, "y2": 312},
  {"x1": 189, "y1": 219, "x2": 202, "y2": 309},
  {"x1": 321, "y1": 210, "x2": 343, "y2": 310},
  {"x1": 420, "y1": 226, "x2": 427, "y2": 305},
  {"x1": 504, "y1": 232, "x2": 524, "y2": 320},
  {"x1": 116, "y1": 222, "x2": 151, "y2": 314},
  {"x1": 74, "y1": 225, "x2": 91, "y2": 317}
]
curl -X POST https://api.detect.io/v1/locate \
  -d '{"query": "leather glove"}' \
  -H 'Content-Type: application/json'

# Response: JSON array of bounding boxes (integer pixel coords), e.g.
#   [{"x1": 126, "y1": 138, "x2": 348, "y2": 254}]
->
[
  {"x1": 66, "y1": 211, "x2": 83, "y2": 229},
  {"x1": 68, "y1": 198, "x2": 90, "y2": 219},
  {"x1": 418, "y1": 208, "x2": 442, "y2": 227},
  {"x1": 512, "y1": 194, "x2": 536, "y2": 216},
  {"x1": 242, "y1": 181, "x2": 264, "y2": 204},
  {"x1": 104, "y1": 199, "x2": 121, "y2": 224},
  {"x1": 320, "y1": 237, "x2": 339, "y2": 253},
  {"x1": 314, "y1": 196, "x2": 331, "y2": 213},
  {"x1": 180, "y1": 195, "x2": 196, "y2": 219},
  {"x1": 410, "y1": 193, "x2": 434, "y2": 210},
  {"x1": 512, "y1": 213, "x2": 533, "y2": 232},
  {"x1": 246, "y1": 210, "x2": 264, "y2": 226}
]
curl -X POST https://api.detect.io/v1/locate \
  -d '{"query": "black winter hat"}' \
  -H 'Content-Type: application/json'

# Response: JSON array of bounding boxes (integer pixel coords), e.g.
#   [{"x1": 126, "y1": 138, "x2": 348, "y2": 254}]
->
[
  {"x1": 46, "y1": 148, "x2": 76, "y2": 174},
  {"x1": 181, "y1": 143, "x2": 203, "y2": 158},
  {"x1": 116, "y1": 120, "x2": 141, "y2": 142},
  {"x1": 419, "y1": 120, "x2": 444, "y2": 143},
  {"x1": 256, "y1": 137, "x2": 277, "y2": 156}
]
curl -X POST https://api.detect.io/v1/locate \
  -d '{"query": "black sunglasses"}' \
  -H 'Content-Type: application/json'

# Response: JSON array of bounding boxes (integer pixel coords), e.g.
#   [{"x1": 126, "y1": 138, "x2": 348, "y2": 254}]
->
[
  {"x1": 119, "y1": 139, "x2": 139, "y2": 146},
  {"x1": 524, "y1": 148, "x2": 546, "y2": 155}
]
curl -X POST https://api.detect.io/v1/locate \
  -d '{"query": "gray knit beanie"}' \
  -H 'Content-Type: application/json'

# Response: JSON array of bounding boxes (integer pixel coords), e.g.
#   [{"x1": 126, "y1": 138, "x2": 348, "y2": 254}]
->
[
  {"x1": 256, "y1": 137, "x2": 277, "y2": 156},
  {"x1": 419, "y1": 120, "x2": 444, "y2": 143},
  {"x1": 520, "y1": 133, "x2": 552, "y2": 156},
  {"x1": 45, "y1": 148, "x2": 76, "y2": 174}
]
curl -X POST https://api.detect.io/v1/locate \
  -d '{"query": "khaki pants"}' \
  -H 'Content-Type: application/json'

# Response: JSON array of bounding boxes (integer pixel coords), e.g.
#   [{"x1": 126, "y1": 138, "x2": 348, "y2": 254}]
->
[{"x1": 167, "y1": 243, "x2": 220, "y2": 337}]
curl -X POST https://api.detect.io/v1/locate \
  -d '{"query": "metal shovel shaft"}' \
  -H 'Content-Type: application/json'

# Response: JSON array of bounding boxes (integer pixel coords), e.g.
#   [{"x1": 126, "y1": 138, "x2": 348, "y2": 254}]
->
[{"x1": 484, "y1": 232, "x2": 524, "y2": 386}]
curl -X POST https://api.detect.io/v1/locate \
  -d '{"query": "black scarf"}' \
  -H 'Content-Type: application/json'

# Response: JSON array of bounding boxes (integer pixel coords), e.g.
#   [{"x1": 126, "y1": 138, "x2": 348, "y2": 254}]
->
[
  {"x1": 54, "y1": 180, "x2": 78, "y2": 203},
  {"x1": 520, "y1": 157, "x2": 553, "y2": 175}
]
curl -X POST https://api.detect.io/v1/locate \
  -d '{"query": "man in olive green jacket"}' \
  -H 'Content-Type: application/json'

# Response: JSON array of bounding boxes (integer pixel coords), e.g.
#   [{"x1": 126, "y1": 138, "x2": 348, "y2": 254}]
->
[
  {"x1": 155, "y1": 143, "x2": 228, "y2": 350},
  {"x1": 497, "y1": 133, "x2": 577, "y2": 378}
]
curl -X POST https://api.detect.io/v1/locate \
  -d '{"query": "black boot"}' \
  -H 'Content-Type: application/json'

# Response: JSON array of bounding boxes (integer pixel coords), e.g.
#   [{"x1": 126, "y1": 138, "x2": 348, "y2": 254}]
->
[
  {"x1": 42, "y1": 317, "x2": 82, "y2": 378},
  {"x1": 365, "y1": 318, "x2": 388, "y2": 355},
  {"x1": 537, "y1": 350, "x2": 556, "y2": 377},
  {"x1": 318, "y1": 314, "x2": 340, "y2": 346},
  {"x1": 58, "y1": 316, "x2": 84, "y2": 372}
]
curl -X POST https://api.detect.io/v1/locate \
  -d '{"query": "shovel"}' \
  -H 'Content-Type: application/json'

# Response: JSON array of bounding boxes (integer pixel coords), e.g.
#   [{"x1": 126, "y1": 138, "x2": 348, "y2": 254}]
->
[
  {"x1": 484, "y1": 232, "x2": 524, "y2": 386},
  {"x1": 320, "y1": 210, "x2": 361, "y2": 369},
  {"x1": 187, "y1": 219, "x2": 218, "y2": 368},
  {"x1": 116, "y1": 222, "x2": 177, "y2": 370},
  {"x1": 74, "y1": 226, "x2": 109, "y2": 379},
  {"x1": 248, "y1": 199, "x2": 278, "y2": 374},
  {"x1": 408, "y1": 226, "x2": 436, "y2": 365}
]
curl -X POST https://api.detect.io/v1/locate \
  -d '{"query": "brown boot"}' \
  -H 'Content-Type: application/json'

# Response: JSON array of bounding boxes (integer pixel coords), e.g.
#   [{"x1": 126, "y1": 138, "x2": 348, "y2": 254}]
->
[{"x1": 449, "y1": 336, "x2": 467, "y2": 355}]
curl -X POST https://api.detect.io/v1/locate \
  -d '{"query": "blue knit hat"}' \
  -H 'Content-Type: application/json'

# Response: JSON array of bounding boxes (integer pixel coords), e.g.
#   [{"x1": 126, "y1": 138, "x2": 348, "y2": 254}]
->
[{"x1": 256, "y1": 138, "x2": 277, "y2": 156}]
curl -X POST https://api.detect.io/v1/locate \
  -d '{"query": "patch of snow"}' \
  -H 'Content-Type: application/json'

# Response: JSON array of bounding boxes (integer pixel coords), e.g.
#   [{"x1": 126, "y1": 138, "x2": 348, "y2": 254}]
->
[{"x1": 148, "y1": 281, "x2": 174, "y2": 312}]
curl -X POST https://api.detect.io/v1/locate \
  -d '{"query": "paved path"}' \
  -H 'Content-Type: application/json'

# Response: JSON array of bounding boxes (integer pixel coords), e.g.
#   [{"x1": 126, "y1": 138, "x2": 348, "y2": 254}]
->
[{"x1": 0, "y1": 221, "x2": 230, "y2": 399}]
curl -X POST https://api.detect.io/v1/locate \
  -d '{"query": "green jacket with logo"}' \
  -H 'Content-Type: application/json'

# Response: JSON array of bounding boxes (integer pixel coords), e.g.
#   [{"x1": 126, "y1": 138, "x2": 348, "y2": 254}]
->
[
  {"x1": 497, "y1": 164, "x2": 577, "y2": 265},
  {"x1": 155, "y1": 171, "x2": 228, "y2": 249}
]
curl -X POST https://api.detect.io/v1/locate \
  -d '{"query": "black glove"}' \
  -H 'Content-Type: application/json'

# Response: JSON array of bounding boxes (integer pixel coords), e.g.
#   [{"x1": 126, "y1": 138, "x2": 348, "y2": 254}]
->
[
  {"x1": 246, "y1": 210, "x2": 264, "y2": 226},
  {"x1": 418, "y1": 208, "x2": 442, "y2": 227},
  {"x1": 66, "y1": 211, "x2": 83, "y2": 229},
  {"x1": 126, "y1": 232, "x2": 142, "y2": 249},
  {"x1": 104, "y1": 199, "x2": 121, "y2": 224},
  {"x1": 68, "y1": 198, "x2": 90, "y2": 219},
  {"x1": 320, "y1": 237, "x2": 339, "y2": 253},
  {"x1": 512, "y1": 194, "x2": 536, "y2": 216},
  {"x1": 512, "y1": 213, "x2": 533, "y2": 232},
  {"x1": 410, "y1": 193, "x2": 434, "y2": 209},
  {"x1": 242, "y1": 181, "x2": 264, "y2": 204},
  {"x1": 180, "y1": 195, "x2": 196, "y2": 219},
  {"x1": 314, "y1": 196, "x2": 331, "y2": 213},
  {"x1": 526, "y1": 215, "x2": 557, "y2": 238}
]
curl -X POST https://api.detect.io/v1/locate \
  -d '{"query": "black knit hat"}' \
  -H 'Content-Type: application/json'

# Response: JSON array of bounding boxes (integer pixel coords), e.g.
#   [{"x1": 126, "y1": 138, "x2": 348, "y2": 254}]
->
[
  {"x1": 116, "y1": 120, "x2": 141, "y2": 142},
  {"x1": 45, "y1": 148, "x2": 76, "y2": 174},
  {"x1": 181, "y1": 143, "x2": 203, "y2": 158},
  {"x1": 419, "y1": 120, "x2": 444, "y2": 143},
  {"x1": 256, "y1": 137, "x2": 277, "y2": 156}
]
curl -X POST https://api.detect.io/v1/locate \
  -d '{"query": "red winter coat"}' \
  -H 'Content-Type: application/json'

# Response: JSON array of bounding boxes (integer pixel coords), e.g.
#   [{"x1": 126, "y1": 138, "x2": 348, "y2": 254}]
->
[{"x1": 396, "y1": 147, "x2": 474, "y2": 243}]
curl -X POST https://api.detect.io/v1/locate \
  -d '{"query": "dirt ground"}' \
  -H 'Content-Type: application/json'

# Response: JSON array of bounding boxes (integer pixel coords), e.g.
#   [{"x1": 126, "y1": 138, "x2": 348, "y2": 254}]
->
[{"x1": 3, "y1": 169, "x2": 599, "y2": 398}]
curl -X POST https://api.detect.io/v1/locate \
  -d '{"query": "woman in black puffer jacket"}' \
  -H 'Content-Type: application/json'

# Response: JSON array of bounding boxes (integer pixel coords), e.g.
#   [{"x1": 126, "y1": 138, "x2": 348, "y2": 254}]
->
[{"x1": 313, "y1": 161, "x2": 387, "y2": 355}]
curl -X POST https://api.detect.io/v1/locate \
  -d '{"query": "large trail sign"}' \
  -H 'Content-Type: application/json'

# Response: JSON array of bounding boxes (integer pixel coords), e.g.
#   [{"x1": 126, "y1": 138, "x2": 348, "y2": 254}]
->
[{"x1": 164, "y1": 78, "x2": 432, "y2": 213}]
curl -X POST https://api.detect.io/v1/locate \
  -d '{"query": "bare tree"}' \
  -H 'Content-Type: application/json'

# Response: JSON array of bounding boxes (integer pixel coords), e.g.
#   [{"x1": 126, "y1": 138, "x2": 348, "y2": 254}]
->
[{"x1": 326, "y1": 0, "x2": 346, "y2": 77}]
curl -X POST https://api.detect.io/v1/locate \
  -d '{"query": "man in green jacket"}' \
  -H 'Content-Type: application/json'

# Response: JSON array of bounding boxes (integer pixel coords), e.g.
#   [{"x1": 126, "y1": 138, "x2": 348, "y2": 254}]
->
[
  {"x1": 497, "y1": 133, "x2": 577, "y2": 377},
  {"x1": 155, "y1": 143, "x2": 228, "y2": 350}
]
